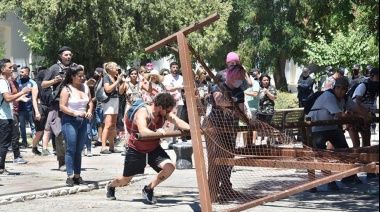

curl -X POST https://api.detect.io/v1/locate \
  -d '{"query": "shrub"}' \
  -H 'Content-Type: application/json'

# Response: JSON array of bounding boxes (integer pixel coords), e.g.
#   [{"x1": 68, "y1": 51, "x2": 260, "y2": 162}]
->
[{"x1": 275, "y1": 91, "x2": 299, "y2": 109}]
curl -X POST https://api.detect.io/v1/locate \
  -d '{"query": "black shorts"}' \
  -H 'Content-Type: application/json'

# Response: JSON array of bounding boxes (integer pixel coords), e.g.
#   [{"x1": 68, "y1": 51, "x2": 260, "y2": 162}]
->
[
  {"x1": 123, "y1": 146, "x2": 171, "y2": 177},
  {"x1": 34, "y1": 104, "x2": 50, "y2": 132}
]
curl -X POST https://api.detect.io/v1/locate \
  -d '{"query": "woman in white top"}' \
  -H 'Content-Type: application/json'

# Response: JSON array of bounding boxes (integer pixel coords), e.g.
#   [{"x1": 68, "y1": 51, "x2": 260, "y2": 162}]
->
[{"x1": 60, "y1": 65, "x2": 93, "y2": 187}]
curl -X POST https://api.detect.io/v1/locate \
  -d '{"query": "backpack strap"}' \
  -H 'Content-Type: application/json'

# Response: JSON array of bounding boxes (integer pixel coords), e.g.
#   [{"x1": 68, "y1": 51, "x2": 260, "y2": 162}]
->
[{"x1": 128, "y1": 101, "x2": 153, "y2": 127}]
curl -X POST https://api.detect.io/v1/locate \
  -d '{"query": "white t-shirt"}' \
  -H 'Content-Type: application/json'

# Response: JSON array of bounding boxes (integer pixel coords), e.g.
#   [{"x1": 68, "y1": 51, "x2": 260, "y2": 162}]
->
[
  {"x1": 0, "y1": 78, "x2": 13, "y2": 120},
  {"x1": 162, "y1": 74, "x2": 184, "y2": 106}
]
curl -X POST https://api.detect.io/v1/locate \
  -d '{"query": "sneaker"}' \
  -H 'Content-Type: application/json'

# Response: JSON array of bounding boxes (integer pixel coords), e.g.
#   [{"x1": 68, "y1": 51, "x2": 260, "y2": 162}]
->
[
  {"x1": 82, "y1": 149, "x2": 87, "y2": 157},
  {"x1": 32, "y1": 147, "x2": 42, "y2": 156},
  {"x1": 327, "y1": 181, "x2": 340, "y2": 191},
  {"x1": 0, "y1": 169, "x2": 10, "y2": 176},
  {"x1": 87, "y1": 151, "x2": 92, "y2": 157},
  {"x1": 142, "y1": 185, "x2": 157, "y2": 204},
  {"x1": 59, "y1": 165, "x2": 67, "y2": 172},
  {"x1": 66, "y1": 178, "x2": 75, "y2": 187},
  {"x1": 13, "y1": 156, "x2": 28, "y2": 164},
  {"x1": 105, "y1": 182, "x2": 116, "y2": 200},
  {"x1": 109, "y1": 148, "x2": 123, "y2": 153},
  {"x1": 41, "y1": 149, "x2": 52, "y2": 156},
  {"x1": 100, "y1": 149, "x2": 112, "y2": 154},
  {"x1": 73, "y1": 177, "x2": 87, "y2": 185}
]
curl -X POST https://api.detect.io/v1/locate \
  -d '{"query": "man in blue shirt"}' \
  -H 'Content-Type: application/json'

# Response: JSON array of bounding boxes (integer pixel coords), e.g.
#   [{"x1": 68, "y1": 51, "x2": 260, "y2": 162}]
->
[{"x1": 16, "y1": 66, "x2": 37, "y2": 153}]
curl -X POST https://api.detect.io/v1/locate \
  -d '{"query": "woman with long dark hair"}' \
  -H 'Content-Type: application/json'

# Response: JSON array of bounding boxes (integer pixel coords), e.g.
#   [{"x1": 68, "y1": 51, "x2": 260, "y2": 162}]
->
[
  {"x1": 59, "y1": 64, "x2": 93, "y2": 186},
  {"x1": 257, "y1": 74, "x2": 277, "y2": 124}
]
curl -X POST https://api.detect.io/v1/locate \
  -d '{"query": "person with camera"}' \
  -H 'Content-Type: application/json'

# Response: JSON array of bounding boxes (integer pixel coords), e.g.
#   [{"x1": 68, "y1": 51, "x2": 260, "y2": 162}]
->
[
  {"x1": 99, "y1": 62, "x2": 127, "y2": 154},
  {"x1": 41, "y1": 46, "x2": 74, "y2": 171}
]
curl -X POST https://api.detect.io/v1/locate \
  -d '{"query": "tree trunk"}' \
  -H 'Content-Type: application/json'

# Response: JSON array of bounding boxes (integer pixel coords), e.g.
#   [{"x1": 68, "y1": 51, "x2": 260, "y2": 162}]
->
[{"x1": 274, "y1": 52, "x2": 288, "y2": 92}]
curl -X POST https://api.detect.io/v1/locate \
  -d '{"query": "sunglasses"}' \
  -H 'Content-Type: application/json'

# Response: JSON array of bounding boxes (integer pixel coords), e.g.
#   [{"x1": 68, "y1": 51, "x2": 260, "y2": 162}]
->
[
  {"x1": 162, "y1": 73, "x2": 169, "y2": 76},
  {"x1": 202, "y1": 72, "x2": 207, "y2": 75}
]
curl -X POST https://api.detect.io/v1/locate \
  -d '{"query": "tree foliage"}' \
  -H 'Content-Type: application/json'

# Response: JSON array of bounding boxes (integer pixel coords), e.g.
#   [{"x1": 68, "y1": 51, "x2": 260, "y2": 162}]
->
[
  {"x1": 0, "y1": 0, "x2": 232, "y2": 72},
  {"x1": 0, "y1": 41, "x2": 5, "y2": 58}
]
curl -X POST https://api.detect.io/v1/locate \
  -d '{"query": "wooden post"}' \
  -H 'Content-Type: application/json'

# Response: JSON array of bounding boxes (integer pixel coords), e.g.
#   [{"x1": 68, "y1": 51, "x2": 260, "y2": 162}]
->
[{"x1": 144, "y1": 14, "x2": 220, "y2": 212}]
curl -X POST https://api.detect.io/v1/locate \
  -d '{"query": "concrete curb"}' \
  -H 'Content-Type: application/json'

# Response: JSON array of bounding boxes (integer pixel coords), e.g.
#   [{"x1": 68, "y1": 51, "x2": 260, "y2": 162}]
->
[{"x1": 0, "y1": 176, "x2": 146, "y2": 205}]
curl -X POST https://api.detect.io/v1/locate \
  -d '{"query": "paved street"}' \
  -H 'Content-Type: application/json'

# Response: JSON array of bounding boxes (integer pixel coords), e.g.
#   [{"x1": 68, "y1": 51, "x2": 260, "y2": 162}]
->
[{"x1": 0, "y1": 133, "x2": 378, "y2": 211}]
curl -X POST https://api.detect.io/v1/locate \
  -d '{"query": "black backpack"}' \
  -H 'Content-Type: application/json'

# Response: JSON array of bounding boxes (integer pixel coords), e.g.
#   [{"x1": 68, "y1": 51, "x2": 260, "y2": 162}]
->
[
  {"x1": 347, "y1": 81, "x2": 368, "y2": 100},
  {"x1": 36, "y1": 81, "x2": 53, "y2": 106}
]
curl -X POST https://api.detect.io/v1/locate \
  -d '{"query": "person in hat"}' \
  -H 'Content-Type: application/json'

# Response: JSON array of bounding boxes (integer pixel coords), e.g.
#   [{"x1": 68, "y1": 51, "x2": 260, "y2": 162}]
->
[
  {"x1": 145, "y1": 63, "x2": 154, "y2": 73},
  {"x1": 308, "y1": 76, "x2": 373, "y2": 190},
  {"x1": 321, "y1": 67, "x2": 345, "y2": 91},
  {"x1": 349, "y1": 64, "x2": 366, "y2": 90},
  {"x1": 142, "y1": 69, "x2": 165, "y2": 103},
  {"x1": 215, "y1": 52, "x2": 252, "y2": 90},
  {"x1": 41, "y1": 46, "x2": 74, "y2": 171}
]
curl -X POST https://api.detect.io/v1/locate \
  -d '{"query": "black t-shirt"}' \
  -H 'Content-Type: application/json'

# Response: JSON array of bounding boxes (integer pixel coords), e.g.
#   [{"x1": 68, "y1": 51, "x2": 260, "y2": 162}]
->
[
  {"x1": 210, "y1": 83, "x2": 245, "y2": 108},
  {"x1": 43, "y1": 63, "x2": 64, "y2": 91}
]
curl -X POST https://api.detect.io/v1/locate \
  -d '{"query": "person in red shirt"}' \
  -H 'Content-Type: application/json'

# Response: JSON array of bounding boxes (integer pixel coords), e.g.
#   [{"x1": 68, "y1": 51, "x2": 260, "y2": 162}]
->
[{"x1": 105, "y1": 93, "x2": 190, "y2": 204}]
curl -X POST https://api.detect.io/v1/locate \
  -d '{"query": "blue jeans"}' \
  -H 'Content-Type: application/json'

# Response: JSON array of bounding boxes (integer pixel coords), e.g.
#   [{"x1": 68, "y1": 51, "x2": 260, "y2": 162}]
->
[
  {"x1": 19, "y1": 110, "x2": 36, "y2": 145},
  {"x1": 62, "y1": 114, "x2": 87, "y2": 176}
]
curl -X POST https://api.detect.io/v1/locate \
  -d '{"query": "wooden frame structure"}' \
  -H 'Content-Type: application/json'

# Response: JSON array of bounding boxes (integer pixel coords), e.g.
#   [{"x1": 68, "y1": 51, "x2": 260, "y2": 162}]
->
[{"x1": 144, "y1": 14, "x2": 379, "y2": 212}]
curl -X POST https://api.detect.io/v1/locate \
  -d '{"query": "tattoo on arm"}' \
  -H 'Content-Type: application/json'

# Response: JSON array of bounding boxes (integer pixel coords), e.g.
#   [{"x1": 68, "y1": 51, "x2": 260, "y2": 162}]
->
[{"x1": 159, "y1": 176, "x2": 166, "y2": 181}]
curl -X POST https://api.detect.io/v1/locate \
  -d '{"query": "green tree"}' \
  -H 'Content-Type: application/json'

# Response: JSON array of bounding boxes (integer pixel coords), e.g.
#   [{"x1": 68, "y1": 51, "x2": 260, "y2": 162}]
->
[{"x1": 0, "y1": 0, "x2": 232, "y2": 73}]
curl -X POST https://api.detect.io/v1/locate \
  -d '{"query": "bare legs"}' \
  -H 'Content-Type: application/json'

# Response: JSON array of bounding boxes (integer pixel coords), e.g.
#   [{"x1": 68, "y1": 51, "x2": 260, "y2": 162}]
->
[{"x1": 101, "y1": 114, "x2": 117, "y2": 151}]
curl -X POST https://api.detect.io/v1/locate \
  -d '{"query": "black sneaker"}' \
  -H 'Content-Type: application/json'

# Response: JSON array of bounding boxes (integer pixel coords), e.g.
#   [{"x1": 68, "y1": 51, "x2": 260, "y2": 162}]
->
[
  {"x1": 105, "y1": 182, "x2": 116, "y2": 200},
  {"x1": 142, "y1": 185, "x2": 157, "y2": 204},
  {"x1": 327, "y1": 181, "x2": 340, "y2": 191},
  {"x1": 73, "y1": 177, "x2": 87, "y2": 185},
  {"x1": 66, "y1": 178, "x2": 75, "y2": 187},
  {"x1": 32, "y1": 147, "x2": 42, "y2": 156}
]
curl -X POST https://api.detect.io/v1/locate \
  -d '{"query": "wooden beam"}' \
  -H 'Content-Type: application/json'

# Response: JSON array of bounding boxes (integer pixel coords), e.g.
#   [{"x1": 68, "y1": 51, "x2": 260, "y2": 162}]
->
[
  {"x1": 145, "y1": 14, "x2": 220, "y2": 53},
  {"x1": 214, "y1": 158, "x2": 377, "y2": 172},
  {"x1": 227, "y1": 164, "x2": 375, "y2": 212}
]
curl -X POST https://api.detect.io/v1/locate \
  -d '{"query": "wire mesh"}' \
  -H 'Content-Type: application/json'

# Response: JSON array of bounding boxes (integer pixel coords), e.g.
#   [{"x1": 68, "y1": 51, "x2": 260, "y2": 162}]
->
[{"x1": 195, "y1": 92, "x2": 375, "y2": 211}]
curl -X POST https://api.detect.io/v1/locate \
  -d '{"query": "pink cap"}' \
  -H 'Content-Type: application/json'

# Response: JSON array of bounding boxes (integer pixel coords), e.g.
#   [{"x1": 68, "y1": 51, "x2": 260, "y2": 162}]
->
[
  {"x1": 226, "y1": 52, "x2": 240, "y2": 63},
  {"x1": 146, "y1": 63, "x2": 153, "y2": 68}
]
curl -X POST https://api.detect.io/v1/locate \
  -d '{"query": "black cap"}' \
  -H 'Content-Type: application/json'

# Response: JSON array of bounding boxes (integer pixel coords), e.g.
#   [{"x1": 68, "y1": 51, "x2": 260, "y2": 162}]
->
[
  {"x1": 352, "y1": 64, "x2": 360, "y2": 70},
  {"x1": 58, "y1": 46, "x2": 72, "y2": 54},
  {"x1": 334, "y1": 77, "x2": 350, "y2": 89},
  {"x1": 366, "y1": 65, "x2": 374, "y2": 70},
  {"x1": 337, "y1": 67, "x2": 345, "y2": 76}
]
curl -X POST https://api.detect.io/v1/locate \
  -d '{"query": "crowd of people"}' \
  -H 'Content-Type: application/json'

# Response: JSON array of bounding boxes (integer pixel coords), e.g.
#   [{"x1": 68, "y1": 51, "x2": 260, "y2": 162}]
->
[{"x1": 0, "y1": 46, "x2": 379, "y2": 203}]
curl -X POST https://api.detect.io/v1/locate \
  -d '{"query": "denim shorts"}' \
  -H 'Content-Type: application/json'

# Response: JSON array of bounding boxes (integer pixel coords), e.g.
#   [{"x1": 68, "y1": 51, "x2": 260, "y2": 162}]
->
[{"x1": 95, "y1": 108, "x2": 104, "y2": 124}]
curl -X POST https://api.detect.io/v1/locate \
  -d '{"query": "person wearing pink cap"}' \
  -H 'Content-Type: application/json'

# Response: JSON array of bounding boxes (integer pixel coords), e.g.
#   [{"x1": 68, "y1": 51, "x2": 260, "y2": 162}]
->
[
  {"x1": 145, "y1": 63, "x2": 154, "y2": 74},
  {"x1": 215, "y1": 52, "x2": 252, "y2": 91}
]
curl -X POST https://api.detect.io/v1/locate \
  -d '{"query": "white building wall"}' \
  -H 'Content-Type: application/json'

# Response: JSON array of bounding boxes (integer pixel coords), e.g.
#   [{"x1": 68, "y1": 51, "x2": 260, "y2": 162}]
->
[{"x1": 0, "y1": 13, "x2": 32, "y2": 68}]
